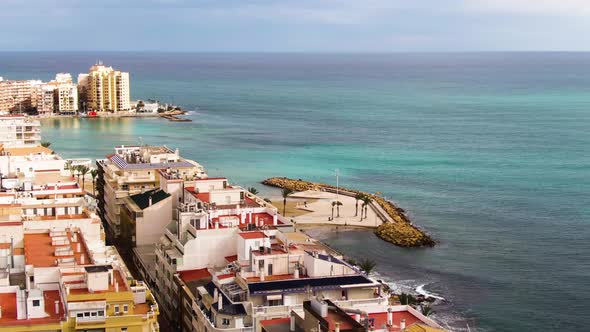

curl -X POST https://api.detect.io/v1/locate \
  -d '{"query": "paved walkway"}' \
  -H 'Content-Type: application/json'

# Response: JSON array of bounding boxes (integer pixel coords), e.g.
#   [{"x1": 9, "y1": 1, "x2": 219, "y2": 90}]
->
[{"x1": 289, "y1": 190, "x2": 383, "y2": 228}]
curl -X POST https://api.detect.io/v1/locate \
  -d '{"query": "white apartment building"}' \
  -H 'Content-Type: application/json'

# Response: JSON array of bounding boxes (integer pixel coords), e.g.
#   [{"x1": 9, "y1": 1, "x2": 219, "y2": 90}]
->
[{"x1": 0, "y1": 115, "x2": 41, "y2": 147}]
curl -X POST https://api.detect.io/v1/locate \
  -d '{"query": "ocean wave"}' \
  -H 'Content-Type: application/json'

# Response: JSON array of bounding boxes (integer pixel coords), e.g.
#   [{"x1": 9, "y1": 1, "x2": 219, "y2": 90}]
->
[{"x1": 416, "y1": 283, "x2": 446, "y2": 301}]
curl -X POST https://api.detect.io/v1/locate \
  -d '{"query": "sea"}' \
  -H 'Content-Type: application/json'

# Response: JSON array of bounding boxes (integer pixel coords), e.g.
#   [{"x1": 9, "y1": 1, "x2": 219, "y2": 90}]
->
[{"x1": 1, "y1": 52, "x2": 589, "y2": 331}]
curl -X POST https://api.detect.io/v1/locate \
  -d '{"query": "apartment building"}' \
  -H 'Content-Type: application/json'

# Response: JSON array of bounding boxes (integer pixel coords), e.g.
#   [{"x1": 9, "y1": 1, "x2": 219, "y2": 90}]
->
[
  {"x1": 0, "y1": 79, "x2": 43, "y2": 113},
  {"x1": 84, "y1": 63, "x2": 131, "y2": 112},
  {"x1": 0, "y1": 150, "x2": 160, "y2": 332},
  {"x1": 96, "y1": 145, "x2": 207, "y2": 241},
  {"x1": 259, "y1": 299, "x2": 444, "y2": 332},
  {"x1": 0, "y1": 115, "x2": 41, "y2": 147}
]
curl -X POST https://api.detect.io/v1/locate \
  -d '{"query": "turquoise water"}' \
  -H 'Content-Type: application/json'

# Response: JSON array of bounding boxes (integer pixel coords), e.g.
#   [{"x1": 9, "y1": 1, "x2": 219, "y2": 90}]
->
[{"x1": 2, "y1": 52, "x2": 589, "y2": 331}]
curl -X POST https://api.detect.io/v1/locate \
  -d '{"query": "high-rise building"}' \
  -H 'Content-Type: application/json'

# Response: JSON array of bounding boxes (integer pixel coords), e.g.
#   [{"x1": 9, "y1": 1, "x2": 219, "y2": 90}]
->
[
  {"x1": 0, "y1": 79, "x2": 43, "y2": 113},
  {"x1": 84, "y1": 63, "x2": 131, "y2": 112}
]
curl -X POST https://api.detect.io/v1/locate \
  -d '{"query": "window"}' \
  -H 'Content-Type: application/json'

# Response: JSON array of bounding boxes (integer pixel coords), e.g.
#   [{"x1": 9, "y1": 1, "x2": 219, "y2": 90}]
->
[
  {"x1": 91, "y1": 311, "x2": 97, "y2": 317},
  {"x1": 114, "y1": 305, "x2": 120, "y2": 314},
  {"x1": 222, "y1": 318, "x2": 231, "y2": 326},
  {"x1": 84, "y1": 312, "x2": 90, "y2": 317},
  {"x1": 76, "y1": 312, "x2": 83, "y2": 318},
  {"x1": 32, "y1": 300, "x2": 40, "y2": 307},
  {"x1": 123, "y1": 304, "x2": 128, "y2": 313},
  {"x1": 121, "y1": 328, "x2": 128, "y2": 332},
  {"x1": 29, "y1": 276, "x2": 34, "y2": 283},
  {"x1": 98, "y1": 310, "x2": 104, "y2": 316}
]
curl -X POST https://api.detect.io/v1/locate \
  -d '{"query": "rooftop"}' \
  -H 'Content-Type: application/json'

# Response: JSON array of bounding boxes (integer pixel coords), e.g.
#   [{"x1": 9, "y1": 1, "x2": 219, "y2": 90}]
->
[
  {"x1": 108, "y1": 153, "x2": 194, "y2": 170},
  {"x1": 178, "y1": 268, "x2": 211, "y2": 283},
  {"x1": 239, "y1": 231, "x2": 267, "y2": 240},
  {"x1": 23, "y1": 231, "x2": 92, "y2": 267},
  {"x1": 248, "y1": 274, "x2": 375, "y2": 294},
  {"x1": 130, "y1": 189, "x2": 171, "y2": 210},
  {"x1": 0, "y1": 290, "x2": 63, "y2": 327}
]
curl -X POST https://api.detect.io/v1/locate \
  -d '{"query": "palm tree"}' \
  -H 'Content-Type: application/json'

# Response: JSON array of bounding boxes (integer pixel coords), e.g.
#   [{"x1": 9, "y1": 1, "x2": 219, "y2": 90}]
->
[
  {"x1": 358, "y1": 258, "x2": 376, "y2": 274},
  {"x1": 421, "y1": 305, "x2": 434, "y2": 317},
  {"x1": 79, "y1": 166, "x2": 89, "y2": 192},
  {"x1": 90, "y1": 169, "x2": 98, "y2": 196},
  {"x1": 336, "y1": 201, "x2": 343, "y2": 218},
  {"x1": 65, "y1": 161, "x2": 74, "y2": 178},
  {"x1": 331, "y1": 201, "x2": 336, "y2": 220},
  {"x1": 354, "y1": 193, "x2": 364, "y2": 217},
  {"x1": 281, "y1": 188, "x2": 294, "y2": 216},
  {"x1": 248, "y1": 187, "x2": 259, "y2": 195},
  {"x1": 72, "y1": 165, "x2": 81, "y2": 183},
  {"x1": 362, "y1": 196, "x2": 372, "y2": 219},
  {"x1": 40, "y1": 141, "x2": 52, "y2": 148}
]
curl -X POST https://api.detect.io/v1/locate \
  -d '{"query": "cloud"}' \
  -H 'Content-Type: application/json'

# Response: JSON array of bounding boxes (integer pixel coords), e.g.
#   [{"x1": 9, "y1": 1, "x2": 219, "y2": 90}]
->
[{"x1": 466, "y1": 0, "x2": 590, "y2": 17}]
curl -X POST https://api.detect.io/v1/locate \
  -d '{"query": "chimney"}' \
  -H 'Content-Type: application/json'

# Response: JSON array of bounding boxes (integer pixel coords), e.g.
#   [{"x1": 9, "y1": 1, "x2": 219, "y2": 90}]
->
[
  {"x1": 400, "y1": 319, "x2": 406, "y2": 329},
  {"x1": 387, "y1": 307, "x2": 393, "y2": 326},
  {"x1": 293, "y1": 268, "x2": 299, "y2": 279},
  {"x1": 260, "y1": 270, "x2": 265, "y2": 281},
  {"x1": 79, "y1": 254, "x2": 85, "y2": 265},
  {"x1": 355, "y1": 313, "x2": 361, "y2": 322},
  {"x1": 148, "y1": 195, "x2": 153, "y2": 207},
  {"x1": 289, "y1": 311, "x2": 296, "y2": 332},
  {"x1": 217, "y1": 294, "x2": 223, "y2": 311},
  {"x1": 54, "y1": 300, "x2": 60, "y2": 315},
  {"x1": 335, "y1": 322, "x2": 341, "y2": 332},
  {"x1": 213, "y1": 288, "x2": 218, "y2": 302}
]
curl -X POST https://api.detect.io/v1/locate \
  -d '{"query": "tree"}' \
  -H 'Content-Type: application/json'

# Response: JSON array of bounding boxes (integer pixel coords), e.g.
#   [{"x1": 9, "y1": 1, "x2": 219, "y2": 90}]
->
[
  {"x1": 358, "y1": 258, "x2": 376, "y2": 274},
  {"x1": 65, "y1": 161, "x2": 74, "y2": 178},
  {"x1": 90, "y1": 169, "x2": 98, "y2": 196},
  {"x1": 40, "y1": 141, "x2": 52, "y2": 148},
  {"x1": 281, "y1": 188, "x2": 294, "y2": 216},
  {"x1": 421, "y1": 305, "x2": 434, "y2": 317},
  {"x1": 399, "y1": 293, "x2": 417, "y2": 305},
  {"x1": 336, "y1": 201, "x2": 343, "y2": 218},
  {"x1": 79, "y1": 166, "x2": 89, "y2": 191},
  {"x1": 248, "y1": 187, "x2": 259, "y2": 195},
  {"x1": 331, "y1": 201, "x2": 336, "y2": 219},
  {"x1": 354, "y1": 193, "x2": 364, "y2": 217},
  {"x1": 362, "y1": 196, "x2": 372, "y2": 220}
]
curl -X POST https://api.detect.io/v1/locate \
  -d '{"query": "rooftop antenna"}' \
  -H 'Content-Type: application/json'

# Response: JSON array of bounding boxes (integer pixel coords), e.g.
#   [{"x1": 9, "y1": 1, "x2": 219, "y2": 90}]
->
[{"x1": 139, "y1": 137, "x2": 144, "y2": 146}]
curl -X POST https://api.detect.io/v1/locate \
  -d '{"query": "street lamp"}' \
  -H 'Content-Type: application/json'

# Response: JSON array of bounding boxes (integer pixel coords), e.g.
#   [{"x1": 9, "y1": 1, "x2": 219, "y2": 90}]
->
[{"x1": 335, "y1": 168, "x2": 340, "y2": 203}]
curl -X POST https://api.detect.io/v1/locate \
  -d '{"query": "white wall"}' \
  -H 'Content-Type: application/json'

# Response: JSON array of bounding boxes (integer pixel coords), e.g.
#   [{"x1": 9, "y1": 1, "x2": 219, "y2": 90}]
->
[
  {"x1": 180, "y1": 229, "x2": 237, "y2": 269},
  {"x1": 136, "y1": 196, "x2": 173, "y2": 246}
]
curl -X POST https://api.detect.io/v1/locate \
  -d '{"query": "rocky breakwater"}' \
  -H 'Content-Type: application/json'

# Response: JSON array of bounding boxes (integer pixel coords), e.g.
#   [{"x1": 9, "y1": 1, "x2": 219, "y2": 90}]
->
[{"x1": 262, "y1": 177, "x2": 435, "y2": 247}]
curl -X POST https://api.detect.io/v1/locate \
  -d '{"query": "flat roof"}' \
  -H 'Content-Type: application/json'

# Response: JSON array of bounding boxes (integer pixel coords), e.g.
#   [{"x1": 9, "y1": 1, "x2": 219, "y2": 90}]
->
[
  {"x1": 178, "y1": 268, "x2": 211, "y2": 283},
  {"x1": 24, "y1": 231, "x2": 92, "y2": 268},
  {"x1": 248, "y1": 275, "x2": 375, "y2": 294},
  {"x1": 108, "y1": 153, "x2": 194, "y2": 170},
  {"x1": 0, "y1": 290, "x2": 63, "y2": 327},
  {"x1": 239, "y1": 231, "x2": 267, "y2": 240}
]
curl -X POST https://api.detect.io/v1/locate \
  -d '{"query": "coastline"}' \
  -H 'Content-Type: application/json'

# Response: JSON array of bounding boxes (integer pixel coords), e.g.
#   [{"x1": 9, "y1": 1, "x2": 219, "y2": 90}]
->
[{"x1": 262, "y1": 177, "x2": 435, "y2": 247}]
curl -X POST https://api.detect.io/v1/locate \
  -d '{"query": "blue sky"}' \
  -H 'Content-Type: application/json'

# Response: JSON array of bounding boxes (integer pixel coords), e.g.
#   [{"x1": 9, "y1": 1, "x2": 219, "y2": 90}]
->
[{"x1": 2, "y1": 0, "x2": 590, "y2": 52}]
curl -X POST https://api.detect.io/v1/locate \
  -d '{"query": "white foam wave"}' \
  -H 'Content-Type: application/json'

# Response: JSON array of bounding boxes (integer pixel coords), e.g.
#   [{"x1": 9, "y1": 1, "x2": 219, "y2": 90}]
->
[{"x1": 416, "y1": 284, "x2": 446, "y2": 301}]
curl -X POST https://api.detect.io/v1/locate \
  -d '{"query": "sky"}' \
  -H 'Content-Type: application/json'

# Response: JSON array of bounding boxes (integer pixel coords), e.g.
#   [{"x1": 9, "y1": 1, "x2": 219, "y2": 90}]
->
[{"x1": 2, "y1": 0, "x2": 590, "y2": 52}]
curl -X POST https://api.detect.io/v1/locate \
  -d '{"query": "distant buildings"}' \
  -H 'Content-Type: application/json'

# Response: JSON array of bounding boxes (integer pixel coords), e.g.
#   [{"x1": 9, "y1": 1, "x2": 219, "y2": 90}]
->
[
  {"x1": 84, "y1": 63, "x2": 131, "y2": 112},
  {"x1": 0, "y1": 62, "x2": 130, "y2": 115}
]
